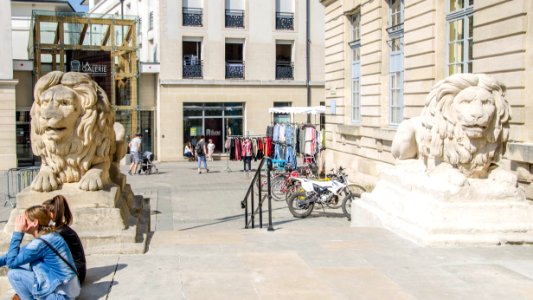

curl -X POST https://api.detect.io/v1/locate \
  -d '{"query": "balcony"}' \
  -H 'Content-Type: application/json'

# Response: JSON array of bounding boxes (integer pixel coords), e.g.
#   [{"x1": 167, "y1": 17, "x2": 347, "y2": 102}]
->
[
  {"x1": 276, "y1": 12, "x2": 294, "y2": 30},
  {"x1": 183, "y1": 7, "x2": 203, "y2": 26},
  {"x1": 183, "y1": 61, "x2": 203, "y2": 79},
  {"x1": 226, "y1": 61, "x2": 245, "y2": 79},
  {"x1": 225, "y1": 9, "x2": 244, "y2": 28},
  {"x1": 276, "y1": 61, "x2": 293, "y2": 80}
]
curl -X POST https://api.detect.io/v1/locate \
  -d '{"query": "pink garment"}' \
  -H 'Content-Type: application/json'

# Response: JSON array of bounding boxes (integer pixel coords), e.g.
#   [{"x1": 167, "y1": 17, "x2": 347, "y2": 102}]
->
[{"x1": 242, "y1": 139, "x2": 252, "y2": 157}]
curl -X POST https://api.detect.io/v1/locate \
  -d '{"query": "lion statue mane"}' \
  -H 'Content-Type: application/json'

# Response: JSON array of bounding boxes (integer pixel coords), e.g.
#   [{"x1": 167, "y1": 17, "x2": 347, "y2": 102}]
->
[
  {"x1": 391, "y1": 73, "x2": 511, "y2": 178},
  {"x1": 30, "y1": 71, "x2": 127, "y2": 192}
]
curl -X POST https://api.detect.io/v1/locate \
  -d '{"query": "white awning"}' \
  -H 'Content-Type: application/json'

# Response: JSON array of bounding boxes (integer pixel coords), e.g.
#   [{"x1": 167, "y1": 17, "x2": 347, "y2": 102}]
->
[{"x1": 268, "y1": 106, "x2": 326, "y2": 114}]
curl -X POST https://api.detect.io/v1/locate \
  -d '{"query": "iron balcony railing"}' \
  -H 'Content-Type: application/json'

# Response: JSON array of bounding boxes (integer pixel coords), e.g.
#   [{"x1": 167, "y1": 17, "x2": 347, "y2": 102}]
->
[
  {"x1": 275, "y1": 61, "x2": 294, "y2": 80},
  {"x1": 276, "y1": 12, "x2": 294, "y2": 30},
  {"x1": 183, "y1": 61, "x2": 203, "y2": 79},
  {"x1": 225, "y1": 9, "x2": 244, "y2": 28},
  {"x1": 226, "y1": 60, "x2": 245, "y2": 79},
  {"x1": 183, "y1": 7, "x2": 203, "y2": 26}
]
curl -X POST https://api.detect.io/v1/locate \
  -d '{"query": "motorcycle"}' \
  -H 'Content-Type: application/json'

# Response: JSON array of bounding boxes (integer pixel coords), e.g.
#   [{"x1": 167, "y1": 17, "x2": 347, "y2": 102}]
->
[{"x1": 287, "y1": 167, "x2": 364, "y2": 219}]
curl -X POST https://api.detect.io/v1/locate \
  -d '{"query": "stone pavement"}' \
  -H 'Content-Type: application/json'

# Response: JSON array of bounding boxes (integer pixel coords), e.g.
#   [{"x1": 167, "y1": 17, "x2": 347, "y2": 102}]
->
[{"x1": 2, "y1": 159, "x2": 533, "y2": 299}]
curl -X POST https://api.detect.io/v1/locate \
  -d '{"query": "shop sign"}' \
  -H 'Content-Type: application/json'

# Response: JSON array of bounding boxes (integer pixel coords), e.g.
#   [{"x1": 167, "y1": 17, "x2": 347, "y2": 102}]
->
[
  {"x1": 66, "y1": 50, "x2": 112, "y2": 99},
  {"x1": 206, "y1": 129, "x2": 221, "y2": 136}
]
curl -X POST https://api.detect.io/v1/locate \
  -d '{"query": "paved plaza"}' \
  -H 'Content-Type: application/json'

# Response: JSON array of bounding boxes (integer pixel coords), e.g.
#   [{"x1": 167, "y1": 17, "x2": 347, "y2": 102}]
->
[{"x1": 1, "y1": 160, "x2": 533, "y2": 299}]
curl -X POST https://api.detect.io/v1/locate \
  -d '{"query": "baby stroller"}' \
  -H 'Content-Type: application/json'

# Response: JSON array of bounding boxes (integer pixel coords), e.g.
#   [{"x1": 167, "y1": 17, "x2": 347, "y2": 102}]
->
[{"x1": 138, "y1": 151, "x2": 159, "y2": 175}]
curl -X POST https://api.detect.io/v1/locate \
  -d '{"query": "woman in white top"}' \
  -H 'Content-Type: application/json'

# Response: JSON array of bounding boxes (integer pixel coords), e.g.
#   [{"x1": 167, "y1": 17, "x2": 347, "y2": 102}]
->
[
  {"x1": 207, "y1": 139, "x2": 215, "y2": 161},
  {"x1": 184, "y1": 142, "x2": 194, "y2": 161}
]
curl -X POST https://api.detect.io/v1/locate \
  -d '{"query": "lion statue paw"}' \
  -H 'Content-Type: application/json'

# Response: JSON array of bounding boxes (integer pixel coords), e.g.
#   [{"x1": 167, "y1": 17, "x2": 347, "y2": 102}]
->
[
  {"x1": 79, "y1": 169, "x2": 108, "y2": 191},
  {"x1": 31, "y1": 166, "x2": 60, "y2": 192}
]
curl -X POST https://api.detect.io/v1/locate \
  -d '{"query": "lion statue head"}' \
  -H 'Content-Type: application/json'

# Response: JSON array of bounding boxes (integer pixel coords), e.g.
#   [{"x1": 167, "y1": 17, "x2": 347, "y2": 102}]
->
[
  {"x1": 30, "y1": 71, "x2": 125, "y2": 192},
  {"x1": 392, "y1": 73, "x2": 511, "y2": 178}
]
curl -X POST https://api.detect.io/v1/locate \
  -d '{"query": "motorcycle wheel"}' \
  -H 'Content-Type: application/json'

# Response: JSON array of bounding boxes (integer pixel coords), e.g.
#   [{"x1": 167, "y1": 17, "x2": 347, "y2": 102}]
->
[
  {"x1": 285, "y1": 180, "x2": 303, "y2": 204},
  {"x1": 341, "y1": 192, "x2": 363, "y2": 221},
  {"x1": 287, "y1": 192, "x2": 314, "y2": 218}
]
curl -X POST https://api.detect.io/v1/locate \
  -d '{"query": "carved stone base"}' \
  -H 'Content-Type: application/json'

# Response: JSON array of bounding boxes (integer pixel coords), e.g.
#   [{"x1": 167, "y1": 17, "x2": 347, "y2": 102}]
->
[
  {"x1": 352, "y1": 160, "x2": 533, "y2": 246},
  {"x1": 2, "y1": 179, "x2": 149, "y2": 254}
]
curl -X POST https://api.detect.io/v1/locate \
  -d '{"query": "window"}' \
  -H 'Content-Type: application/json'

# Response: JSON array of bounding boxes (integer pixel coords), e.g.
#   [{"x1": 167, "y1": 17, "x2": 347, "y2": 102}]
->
[
  {"x1": 349, "y1": 13, "x2": 361, "y2": 123},
  {"x1": 183, "y1": 103, "x2": 244, "y2": 153},
  {"x1": 225, "y1": 0, "x2": 244, "y2": 28},
  {"x1": 183, "y1": 0, "x2": 203, "y2": 26},
  {"x1": 447, "y1": 0, "x2": 473, "y2": 75},
  {"x1": 225, "y1": 41, "x2": 244, "y2": 79},
  {"x1": 275, "y1": 0, "x2": 294, "y2": 30},
  {"x1": 183, "y1": 40, "x2": 202, "y2": 78},
  {"x1": 149, "y1": 11, "x2": 154, "y2": 30},
  {"x1": 388, "y1": 0, "x2": 404, "y2": 125},
  {"x1": 273, "y1": 102, "x2": 291, "y2": 123},
  {"x1": 275, "y1": 42, "x2": 293, "y2": 80}
]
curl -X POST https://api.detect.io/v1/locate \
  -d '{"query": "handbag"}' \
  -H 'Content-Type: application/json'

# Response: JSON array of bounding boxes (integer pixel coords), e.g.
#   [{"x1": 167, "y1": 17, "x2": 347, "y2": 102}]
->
[{"x1": 37, "y1": 237, "x2": 79, "y2": 279}]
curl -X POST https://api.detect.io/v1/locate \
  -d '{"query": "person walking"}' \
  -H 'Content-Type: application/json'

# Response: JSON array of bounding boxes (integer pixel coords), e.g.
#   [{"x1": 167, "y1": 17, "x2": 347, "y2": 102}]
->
[
  {"x1": 242, "y1": 138, "x2": 252, "y2": 173},
  {"x1": 207, "y1": 139, "x2": 215, "y2": 161},
  {"x1": 196, "y1": 135, "x2": 209, "y2": 174},
  {"x1": 128, "y1": 133, "x2": 142, "y2": 175}
]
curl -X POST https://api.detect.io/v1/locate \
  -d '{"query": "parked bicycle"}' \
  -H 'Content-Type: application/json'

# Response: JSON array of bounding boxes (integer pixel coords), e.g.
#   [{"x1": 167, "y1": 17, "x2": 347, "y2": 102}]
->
[{"x1": 286, "y1": 167, "x2": 366, "y2": 219}]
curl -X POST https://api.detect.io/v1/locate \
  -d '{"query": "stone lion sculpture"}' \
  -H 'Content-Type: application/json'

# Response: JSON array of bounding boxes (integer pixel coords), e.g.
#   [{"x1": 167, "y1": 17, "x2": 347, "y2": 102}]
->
[
  {"x1": 391, "y1": 73, "x2": 511, "y2": 178},
  {"x1": 30, "y1": 71, "x2": 127, "y2": 192}
]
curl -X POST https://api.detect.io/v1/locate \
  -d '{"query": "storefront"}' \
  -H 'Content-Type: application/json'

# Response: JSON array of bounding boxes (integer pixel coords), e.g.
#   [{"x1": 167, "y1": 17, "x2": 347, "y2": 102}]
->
[{"x1": 183, "y1": 103, "x2": 244, "y2": 153}]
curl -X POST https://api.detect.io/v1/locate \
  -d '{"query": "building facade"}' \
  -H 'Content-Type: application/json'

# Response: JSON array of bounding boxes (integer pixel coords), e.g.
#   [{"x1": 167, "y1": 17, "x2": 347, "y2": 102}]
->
[
  {"x1": 86, "y1": 0, "x2": 159, "y2": 155},
  {"x1": 158, "y1": 0, "x2": 325, "y2": 160},
  {"x1": 321, "y1": 0, "x2": 533, "y2": 196}
]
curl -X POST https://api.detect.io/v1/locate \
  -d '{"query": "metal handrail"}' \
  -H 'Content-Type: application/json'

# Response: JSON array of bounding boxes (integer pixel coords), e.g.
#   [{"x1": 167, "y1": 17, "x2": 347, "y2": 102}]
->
[{"x1": 241, "y1": 157, "x2": 274, "y2": 230}]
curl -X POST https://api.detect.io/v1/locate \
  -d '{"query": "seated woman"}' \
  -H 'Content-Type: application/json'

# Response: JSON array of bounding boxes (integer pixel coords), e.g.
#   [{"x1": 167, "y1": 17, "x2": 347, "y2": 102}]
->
[
  {"x1": 43, "y1": 195, "x2": 87, "y2": 284},
  {"x1": 184, "y1": 142, "x2": 194, "y2": 161},
  {"x1": 0, "y1": 206, "x2": 80, "y2": 300}
]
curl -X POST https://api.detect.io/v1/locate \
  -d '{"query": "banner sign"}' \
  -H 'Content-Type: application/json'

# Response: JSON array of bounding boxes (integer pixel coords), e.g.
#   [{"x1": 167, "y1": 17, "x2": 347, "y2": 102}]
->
[{"x1": 66, "y1": 50, "x2": 112, "y2": 100}]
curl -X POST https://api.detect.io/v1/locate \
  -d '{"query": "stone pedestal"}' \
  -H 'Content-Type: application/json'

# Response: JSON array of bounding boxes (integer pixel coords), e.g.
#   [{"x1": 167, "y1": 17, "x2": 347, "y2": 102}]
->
[
  {"x1": 352, "y1": 160, "x2": 533, "y2": 246},
  {"x1": 2, "y1": 176, "x2": 149, "y2": 254}
]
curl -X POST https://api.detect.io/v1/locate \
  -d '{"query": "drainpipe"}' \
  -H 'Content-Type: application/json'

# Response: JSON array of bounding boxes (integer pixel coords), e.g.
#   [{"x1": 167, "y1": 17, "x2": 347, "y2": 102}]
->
[{"x1": 306, "y1": 0, "x2": 311, "y2": 123}]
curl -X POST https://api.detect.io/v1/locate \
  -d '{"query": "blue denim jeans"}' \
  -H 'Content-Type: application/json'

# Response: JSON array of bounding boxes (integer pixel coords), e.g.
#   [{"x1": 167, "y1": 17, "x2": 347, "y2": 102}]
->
[
  {"x1": 197, "y1": 155, "x2": 207, "y2": 169},
  {"x1": 8, "y1": 268, "x2": 72, "y2": 300}
]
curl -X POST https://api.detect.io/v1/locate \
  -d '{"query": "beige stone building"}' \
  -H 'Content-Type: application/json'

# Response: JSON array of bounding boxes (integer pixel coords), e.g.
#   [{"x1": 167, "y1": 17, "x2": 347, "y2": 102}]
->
[
  {"x1": 158, "y1": 0, "x2": 325, "y2": 161},
  {"x1": 321, "y1": 0, "x2": 533, "y2": 195},
  {"x1": 0, "y1": 0, "x2": 17, "y2": 170}
]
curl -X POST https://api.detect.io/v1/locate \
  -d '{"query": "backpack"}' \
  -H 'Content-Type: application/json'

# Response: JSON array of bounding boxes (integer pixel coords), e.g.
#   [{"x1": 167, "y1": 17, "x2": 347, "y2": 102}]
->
[{"x1": 195, "y1": 142, "x2": 204, "y2": 156}]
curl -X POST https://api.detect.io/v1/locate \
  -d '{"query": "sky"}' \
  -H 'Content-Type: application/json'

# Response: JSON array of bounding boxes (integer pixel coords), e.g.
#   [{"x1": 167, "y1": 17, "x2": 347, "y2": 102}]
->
[{"x1": 69, "y1": 0, "x2": 88, "y2": 12}]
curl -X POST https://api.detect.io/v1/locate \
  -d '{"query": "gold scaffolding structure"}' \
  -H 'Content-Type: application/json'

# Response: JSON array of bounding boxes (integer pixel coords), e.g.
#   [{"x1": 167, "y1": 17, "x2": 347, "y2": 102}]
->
[{"x1": 30, "y1": 10, "x2": 139, "y2": 136}]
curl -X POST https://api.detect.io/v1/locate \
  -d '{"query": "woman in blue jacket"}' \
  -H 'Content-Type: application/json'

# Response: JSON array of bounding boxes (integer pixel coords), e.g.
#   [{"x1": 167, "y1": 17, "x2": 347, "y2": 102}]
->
[{"x1": 0, "y1": 205, "x2": 80, "y2": 299}]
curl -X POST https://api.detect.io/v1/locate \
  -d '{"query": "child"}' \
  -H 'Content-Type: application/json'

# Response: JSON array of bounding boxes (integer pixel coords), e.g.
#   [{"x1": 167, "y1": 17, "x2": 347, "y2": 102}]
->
[{"x1": 207, "y1": 139, "x2": 215, "y2": 161}]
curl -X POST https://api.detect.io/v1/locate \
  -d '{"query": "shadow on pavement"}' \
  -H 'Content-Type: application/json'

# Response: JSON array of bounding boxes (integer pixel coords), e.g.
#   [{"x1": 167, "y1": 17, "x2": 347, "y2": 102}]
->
[{"x1": 80, "y1": 264, "x2": 126, "y2": 299}]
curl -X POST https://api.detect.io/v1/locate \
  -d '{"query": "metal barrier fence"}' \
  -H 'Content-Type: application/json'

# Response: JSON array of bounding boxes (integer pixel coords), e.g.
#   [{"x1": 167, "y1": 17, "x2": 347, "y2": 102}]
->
[{"x1": 2, "y1": 167, "x2": 40, "y2": 207}]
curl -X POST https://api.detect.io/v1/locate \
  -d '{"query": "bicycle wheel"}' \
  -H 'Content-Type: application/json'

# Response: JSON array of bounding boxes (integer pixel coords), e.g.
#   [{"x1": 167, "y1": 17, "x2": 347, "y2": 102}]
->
[
  {"x1": 287, "y1": 192, "x2": 314, "y2": 218},
  {"x1": 270, "y1": 176, "x2": 286, "y2": 201}
]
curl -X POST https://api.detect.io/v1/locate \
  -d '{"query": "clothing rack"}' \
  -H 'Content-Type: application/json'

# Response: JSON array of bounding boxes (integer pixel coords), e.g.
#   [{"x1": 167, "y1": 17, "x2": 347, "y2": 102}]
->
[{"x1": 224, "y1": 135, "x2": 265, "y2": 172}]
